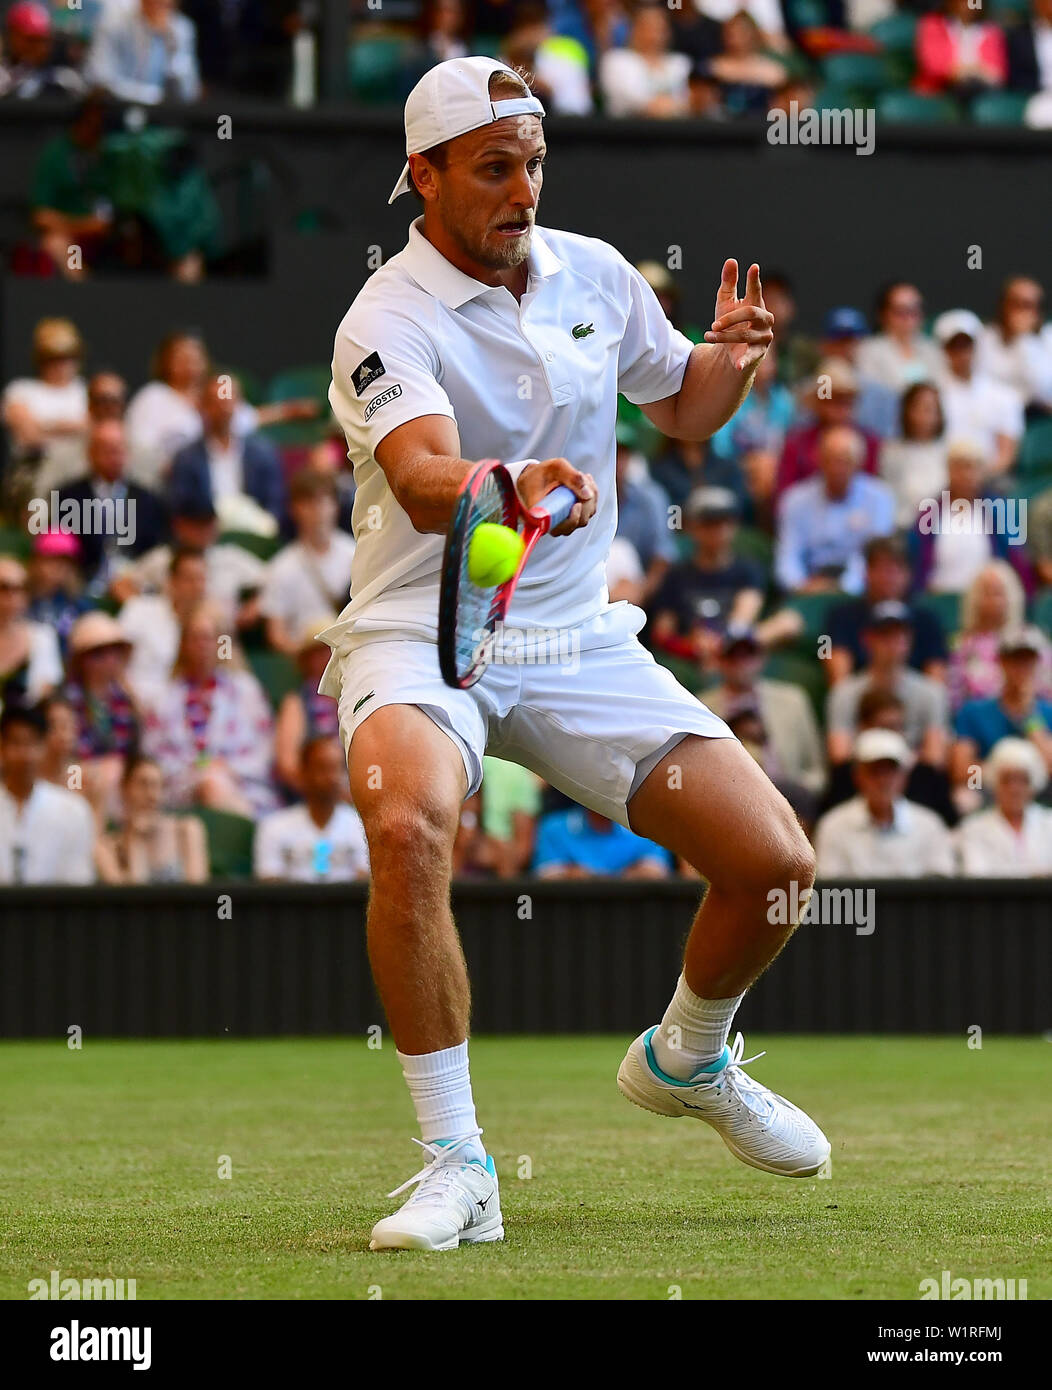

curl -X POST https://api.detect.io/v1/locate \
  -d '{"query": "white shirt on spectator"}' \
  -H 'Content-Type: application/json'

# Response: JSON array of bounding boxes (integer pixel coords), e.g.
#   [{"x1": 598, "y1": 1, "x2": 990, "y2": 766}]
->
[
  {"x1": 599, "y1": 48, "x2": 691, "y2": 117},
  {"x1": 956, "y1": 804, "x2": 1052, "y2": 877},
  {"x1": 132, "y1": 543, "x2": 266, "y2": 627},
  {"x1": 0, "y1": 780, "x2": 95, "y2": 884},
  {"x1": 855, "y1": 334, "x2": 943, "y2": 395},
  {"x1": 259, "y1": 534, "x2": 356, "y2": 635},
  {"x1": 978, "y1": 325, "x2": 1052, "y2": 410},
  {"x1": 206, "y1": 437, "x2": 245, "y2": 503},
  {"x1": 15, "y1": 622, "x2": 65, "y2": 704},
  {"x1": 927, "y1": 526, "x2": 994, "y2": 595},
  {"x1": 254, "y1": 802, "x2": 369, "y2": 882},
  {"x1": 125, "y1": 383, "x2": 259, "y2": 488},
  {"x1": 939, "y1": 372, "x2": 1024, "y2": 459},
  {"x1": 814, "y1": 795, "x2": 955, "y2": 878},
  {"x1": 694, "y1": 0, "x2": 785, "y2": 35},
  {"x1": 118, "y1": 592, "x2": 179, "y2": 708},
  {"x1": 1036, "y1": 21, "x2": 1052, "y2": 92}
]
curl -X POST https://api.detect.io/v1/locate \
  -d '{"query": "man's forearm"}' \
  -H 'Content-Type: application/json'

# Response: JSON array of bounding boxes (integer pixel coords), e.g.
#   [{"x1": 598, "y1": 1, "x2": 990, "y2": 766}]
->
[{"x1": 651, "y1": 344, "x2": 761, "y2": 442}]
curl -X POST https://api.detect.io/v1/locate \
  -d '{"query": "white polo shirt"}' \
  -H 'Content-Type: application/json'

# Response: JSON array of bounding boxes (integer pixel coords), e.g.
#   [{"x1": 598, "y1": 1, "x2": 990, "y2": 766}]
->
[
  {"x1": 316, "y1": 218, "x2": 693, "y2": 688},
  {"x1": 814, "y1": 795, "x2": 955, "y2": 878}
]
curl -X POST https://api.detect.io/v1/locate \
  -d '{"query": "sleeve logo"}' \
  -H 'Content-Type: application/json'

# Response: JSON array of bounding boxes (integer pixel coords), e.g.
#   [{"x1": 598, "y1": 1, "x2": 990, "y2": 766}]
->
[
  {"x1": 363, "y1": 384, "x2": 402, "y2": 420},
  {"x1": 351, "y1": 351, "x2": 386, "y2": 397}
]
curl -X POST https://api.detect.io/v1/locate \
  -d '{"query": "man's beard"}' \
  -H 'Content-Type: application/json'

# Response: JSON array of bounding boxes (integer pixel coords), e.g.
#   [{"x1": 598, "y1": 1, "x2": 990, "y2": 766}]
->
[{"x1": 450, "y1": 216, "x2": 533, "y2": 271}]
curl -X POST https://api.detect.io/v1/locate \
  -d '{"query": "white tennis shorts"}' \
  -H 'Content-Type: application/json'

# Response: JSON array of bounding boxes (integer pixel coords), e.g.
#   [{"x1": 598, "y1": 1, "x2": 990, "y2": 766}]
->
[{"x1": 328, "y1": 605, "x2": 734, "y2": 827}]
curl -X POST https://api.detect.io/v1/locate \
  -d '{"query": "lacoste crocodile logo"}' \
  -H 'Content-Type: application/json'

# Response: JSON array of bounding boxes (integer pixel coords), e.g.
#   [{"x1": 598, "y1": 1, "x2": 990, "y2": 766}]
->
[
  {"x1": 571, "y1": 322, "x2": 595, "y2": 339},
  {"x1": 352, "y1": 691, "x2": 375, "y2": 715}
]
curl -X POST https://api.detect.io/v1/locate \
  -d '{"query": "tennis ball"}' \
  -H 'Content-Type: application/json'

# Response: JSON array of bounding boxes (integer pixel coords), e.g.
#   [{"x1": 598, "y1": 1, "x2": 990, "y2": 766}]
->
[{"x1": 468, "y1": 523, "x2": 525, "y2": 587}]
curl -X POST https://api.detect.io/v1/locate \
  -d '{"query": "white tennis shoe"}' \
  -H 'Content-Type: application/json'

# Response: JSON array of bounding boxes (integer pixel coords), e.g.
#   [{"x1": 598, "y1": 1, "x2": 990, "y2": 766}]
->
[
  {"x1": 618, "y1": 1028, "x2": 831, "y2": 1177},
  {"x1": 369, "y1": 1135, "x2": 504, "y2": 1251}
]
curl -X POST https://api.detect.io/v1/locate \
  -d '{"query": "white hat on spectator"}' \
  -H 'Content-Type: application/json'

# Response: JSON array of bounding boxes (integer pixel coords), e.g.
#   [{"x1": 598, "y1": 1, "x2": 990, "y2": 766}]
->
[
  {"x1": 853, "y1": 729, "x2": 911, "y2": 768},
  {"x1": 389, "y1": 56, "x2": 545, "y2": 205},
  {"x1": 984, "y1": 737, "x2": 1048, "y2": 796},
  {"x1": 933, "y1": 309, "x2": 984, "y2": 345},
  {"x1": 997, "y1": 623, "x2": 1048, "y2": 659}
]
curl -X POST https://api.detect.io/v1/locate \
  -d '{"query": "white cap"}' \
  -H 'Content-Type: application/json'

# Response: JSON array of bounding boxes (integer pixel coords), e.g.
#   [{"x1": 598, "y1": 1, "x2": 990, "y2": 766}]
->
[
  {"x1": 388, "y1": 56, "x2": 545, "y2": 205},
  {"x1": 933, "y1": 308, "x2": 983, "y2": 345},
  {"x1": 854, "y1": 729, "x2": 911, "y2": 767},
  {"x1": 985, "y1": 737, "x2": 1048, "y2": 795}
]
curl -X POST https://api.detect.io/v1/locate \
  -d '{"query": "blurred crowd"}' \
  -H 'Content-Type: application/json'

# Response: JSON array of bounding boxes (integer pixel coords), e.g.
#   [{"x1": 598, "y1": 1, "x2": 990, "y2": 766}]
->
[
  {"x1": 0, "y1": 0, "x2": 1049, "y2": 123},
  {"x1": 1, "y1": 260, "x2": 1051, "y2": 885}
]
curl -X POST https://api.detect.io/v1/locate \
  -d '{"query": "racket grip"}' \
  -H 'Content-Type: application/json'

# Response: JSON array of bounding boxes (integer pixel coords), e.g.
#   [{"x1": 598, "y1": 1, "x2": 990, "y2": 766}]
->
[{"x1": 532, "y1": 485, "x2": 580, "y2": 530}]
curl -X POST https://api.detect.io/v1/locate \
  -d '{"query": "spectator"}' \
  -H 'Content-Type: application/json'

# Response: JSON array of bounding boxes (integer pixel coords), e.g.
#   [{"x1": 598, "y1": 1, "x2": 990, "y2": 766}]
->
[
  {"x1": 168, "y1": 374, "x2": 285, "y2": 524},
  {"x1": 763, "y1": 270, "x2": 819, "y2": 387},
  {"x1": 143, "y1": 599, "x2": 277, "y2": 815},
  {"x1": 856, "y1": 282, "x2": 942, "y2": 396},
  {"x1": 273, "y1": 617, "x2": 341, "y2": 796},
  {"x1": 533, "y1": 805, "x2": 671, "y2": 878},
  {"x1": 129, "y1": 499, "x2": 266, "y2": 630},
  {"x1": 86, "y1": 0, "x2": 201, "y2": 104},
  {"x1": 814, "y1": 729, "x2": 955, "y2": 878},
  {"x1": 934, "y1": 309, "x2": 1024, "y2": 475},
  {"x1": 118, "y1": 544, "x2": 208, "y2": 708},
  {"x1": 40, "y1": 692, "x2": 79, "y2": 790},
  {"x1": 1031, "y1": 483, "x2": 1052, "y2": 587},
  {"x1": 180, "y1": 0, "x2": 296, "y2": 99},
  {"x1": 37, "y1": 369, "x2": 132, "y2": 495},
  {"x1": 694, "y1": 0, "x2": 788, "y2": 52},
  {"x1": 0, "y1": 1, "x2": 85, "y2": 99},
  {"x1": 415, "y1": 0, "x2": 469, "y2": 68},
  {"x1": 946, "y1": 561, "x2": 1048, "y2": 711},
  {"x1": 1007, "y1": 0, "x2": 1052, "y2": 96},
  {"x1": 30, "y1": 92, "x2": 115, "y2": 281},
  {"x1": 777, "y1": 359, "x2": 881, "y2": 496},
  {"x1": 613, "y1": 434, "x2": 677, "y2": 603},
  {"x1": 503, "y1": 3, "x2": 593, "y2": 114},
  {"x1": 25, "y1": 529, "x2": 93, "y2": 657},
  {"x1": 479, "y1": 754, "x2": 542, "y2": 878},
  {"x1": 911, "y1": 440, "x2": 1028, "y2": 596},
  {"x1": 703, "y1": 626, "x2": 825, "y2": 798},
  {"x1": 818, "y1": 306, "x2": 899, "y2": 440},
  {"x1": 0, "y1": 702, "x2": 95, "y2": 884},
  {"x1": 124, "y1": 331, "x2": 209, "y2": 487},
  {"x1": 915, "y1": 0, "x2": 1008, "y2": 101},
  {"x1": 599, "y1": 4, "x2": 690, "y2": 117},
  {"x1": 775, "y1": 425, "x2": 896, "y2": 595},
  {"x1": 649, "y1": 486, "x2": 765, "y2": 673},
  {"x1": 0, "y1": 554, "x2": 63, "y2": 705},
  {"x1": 57, "y1": 418, "x2": 168, "y2": 593},
  {"x1": 260, "y1": 470, "x2": 354, "y2": 657},
  {"x1": 951, "y1": 626, "x2": 1052, "y2": 800},
  {"x1": 1, "y1": 317, "x2": 88, "y2": 515},
  {"x1": 253, "y1": 737, "x2": 369, "y2": 883},
  {"x1": 708, "y1": 347, "x2": 796, "y2": 468},
  {"x1": 63, "y1": 610, "x2": 141, "y2": 819},
  {"x1": 826, "y1": 601, "x2": 949, "y2": 769},
  {"x1": 879, "y1": 381, "x2": 949, "y2": 529},
  {"x1": 706, "y1": 10, "x2": 789, "y2": 116},
  {"x1": 95, "y1": 752, "x2": 208, "y2": 883},
  {"x1": 826, "y1": 535, "x2": 948, "y2": 686},
  {"x1": 956, "y1": 738, "x2": 1052, "y2": 876},
  {"x1": 979, "y1": 276, "x2": 1052, "y2": 414},
  {"x1": 604, "y1": 535, "x2": 646, "y2": 605}
]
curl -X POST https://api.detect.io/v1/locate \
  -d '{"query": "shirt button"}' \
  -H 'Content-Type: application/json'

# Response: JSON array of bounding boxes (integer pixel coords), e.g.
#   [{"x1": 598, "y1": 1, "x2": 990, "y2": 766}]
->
[{"x1": 545, "y1": 352, "x2": 554, "y2": 362}]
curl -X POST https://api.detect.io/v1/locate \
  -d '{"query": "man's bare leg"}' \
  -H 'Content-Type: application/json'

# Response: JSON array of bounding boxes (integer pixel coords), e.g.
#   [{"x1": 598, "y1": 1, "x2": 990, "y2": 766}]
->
[{"x1": 348, "y1": 704, "x2": 469, "y2": 1055}]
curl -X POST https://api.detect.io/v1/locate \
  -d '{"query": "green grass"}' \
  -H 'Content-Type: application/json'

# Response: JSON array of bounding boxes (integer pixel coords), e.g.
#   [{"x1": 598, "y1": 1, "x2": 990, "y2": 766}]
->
[{"x1": 1, "y1": 1037, "x2": 1048, "y2": 1300}]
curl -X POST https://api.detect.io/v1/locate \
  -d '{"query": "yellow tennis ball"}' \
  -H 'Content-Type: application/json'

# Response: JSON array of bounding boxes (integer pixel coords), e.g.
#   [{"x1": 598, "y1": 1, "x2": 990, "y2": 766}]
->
[{"x1": 468, "y1": 523, "x2": 525, "y2": 587}]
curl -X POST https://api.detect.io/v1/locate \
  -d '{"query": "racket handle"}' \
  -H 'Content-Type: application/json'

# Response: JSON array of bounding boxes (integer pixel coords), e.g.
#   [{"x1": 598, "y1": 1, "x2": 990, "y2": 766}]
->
[{"x1": 531, "y1": 485, "x2": 580, "y2": 531}]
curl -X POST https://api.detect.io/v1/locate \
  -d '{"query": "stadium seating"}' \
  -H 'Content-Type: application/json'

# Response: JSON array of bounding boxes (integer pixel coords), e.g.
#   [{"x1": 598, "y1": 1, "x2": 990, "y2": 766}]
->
[
  {"x1": 347, "y1": 35, "x2": 414, "y2": 104},
  {"x1": 194, "y1": 806, "x2": 255, "y2": 878},
  {"x1": 972, "y1": 92, "x2": 1030, "y2": 127},
  {"x1": 264, "y1": 365, "x2": 334, "y2": 447},
  {"x1": 1017, "y1": 419, "x2": 1052, "y2": 474},
  {"x1": 869, "y1": 12, "x2": 918, "y2": 57},
  {"x1": 820, "y1": 52, "x2": 895, "y2": 97},
  {"x1": 218, "y1": 529, "x2": 282, "y2": 561},
  {"x1": 877, "y1": 91, "x2": 962, "y2": 124},
  {"x1": 247, "y1": 649, "x2": 300, "y2": 710},
  {"x1": 914, "y1": 590, "x2": 961, "y2": 637}
]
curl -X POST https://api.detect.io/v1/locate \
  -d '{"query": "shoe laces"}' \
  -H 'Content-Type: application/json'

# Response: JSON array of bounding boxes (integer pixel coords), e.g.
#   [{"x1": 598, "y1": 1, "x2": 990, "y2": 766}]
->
[
  {"x1": 387, "y1": 1130, "x2": 484, "y2": 1201},
  {"x1": 693, "y1": 1033, "x2": 773, "y2": 1120}
]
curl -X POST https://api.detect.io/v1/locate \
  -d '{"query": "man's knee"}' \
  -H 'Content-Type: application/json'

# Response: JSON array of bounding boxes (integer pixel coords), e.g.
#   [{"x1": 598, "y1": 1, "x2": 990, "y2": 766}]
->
[
  {"x1": 361, "y1": 795, "x2": 460, "y2": 878},
  {"x1": 712, "y1": 815, "x2": 815, "y2": 899}
]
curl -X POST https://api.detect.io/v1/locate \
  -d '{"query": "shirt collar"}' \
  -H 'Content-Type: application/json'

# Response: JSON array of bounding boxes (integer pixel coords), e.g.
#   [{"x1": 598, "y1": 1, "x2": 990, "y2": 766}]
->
[{"x1": 402, "y1": 217, "x2": 563, "y2": 309}]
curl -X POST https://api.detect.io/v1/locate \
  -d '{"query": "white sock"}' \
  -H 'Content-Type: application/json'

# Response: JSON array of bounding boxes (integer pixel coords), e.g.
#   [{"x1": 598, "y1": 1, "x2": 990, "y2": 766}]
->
[
  {"x1": 397, "y1": 1041, "x2": 486, "y2": 1161},
  {"x1": 649, "y1": 976, "x2": 745, "y2": 1081}
]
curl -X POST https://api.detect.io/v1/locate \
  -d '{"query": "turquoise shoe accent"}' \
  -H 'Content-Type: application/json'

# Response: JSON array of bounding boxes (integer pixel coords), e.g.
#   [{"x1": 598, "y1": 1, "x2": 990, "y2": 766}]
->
[
  {"x1": 485, "y1": 1155, "x2": 497, "y2": 1179},
  {"x1": 642, "y1": 1026, "x2": 730, "y2": 1086}
]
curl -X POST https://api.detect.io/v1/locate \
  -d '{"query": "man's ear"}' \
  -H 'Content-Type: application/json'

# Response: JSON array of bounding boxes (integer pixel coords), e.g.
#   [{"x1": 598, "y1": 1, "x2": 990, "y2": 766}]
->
[{"x1": 409, "y1": 154, "x2": 439, "y2": 203}]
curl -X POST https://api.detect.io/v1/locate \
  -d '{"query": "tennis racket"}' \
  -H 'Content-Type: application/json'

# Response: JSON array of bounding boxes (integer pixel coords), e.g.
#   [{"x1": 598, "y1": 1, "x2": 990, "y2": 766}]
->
[{"x1": 438, "y1": 460, "x2": 578, "y2": 689}]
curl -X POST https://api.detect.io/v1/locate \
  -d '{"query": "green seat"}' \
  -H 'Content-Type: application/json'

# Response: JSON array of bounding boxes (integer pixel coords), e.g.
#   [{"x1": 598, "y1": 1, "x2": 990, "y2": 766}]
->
[
  {"x1": 735, "y1": 526, "x2": 774, "y2": 569},
  {"x1": 347, "y1": 36, "x2": 412, "y2": 105},
  {"x1": 821, "y1": 52, "x2": 894, "y2": 95},
  {"x1": 915, "y1": 591, "x2": 961, "y2": 639},
  {"x1": 972, "y1": 91, "x2": 1029, "y2": 126},
  {"x1": 247, "y1": 649, "x2": 300, "y2": 710},
  {"x1": 1017, "y1": 419, "x2": 1052, "y2": 474},
  {"x1": 988, "y1": 0, "x2": 1030, "y2": 15},
  {"x1": 0, "y1": 526, "x2": 32, "y2": 561},
  {"x1": 219, "y1": 529, "x2": 281, "y2": 561},
  {"x1": 813, "y1": 84, "x2": 856, "y2": 114},
  {"x1": 764, "y1": 649, "x2": 827, "y2": 724},
  {"x1": 786, "y1": 0, "x2": 828, "y2": 27},
  {"x1": 652, "y1": 648, "x2": 704, "y2": 695},
  {"x1": 215, "y1": 364, "x2": 264, "y2": 406},
  {"x1": 1009, "y1": 467, "x2": 1052, "y2": 504},
  {"x1": 785, "y1": 593, "x2": 834, "y2": 650},
  {"x1": 264, "y1": 365, "x2": 333, "y2": 447},
  {"x1": 195, "y1": 806, "x2": 255, "y2": 878},
  {"x1": 869, "y1": 12, "x2": 917, "y2": 55},
  {"x1": 877, "y1": 91, "x2": 961, "y2": 124},
  {"x1": 1031, "y1": 588, "x2": 1052, "y2": 634}
]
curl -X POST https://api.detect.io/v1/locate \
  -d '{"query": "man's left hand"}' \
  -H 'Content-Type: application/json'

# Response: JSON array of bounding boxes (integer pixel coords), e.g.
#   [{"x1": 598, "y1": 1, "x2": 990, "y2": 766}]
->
[{"x1": 704, "y1": 259, "x2": 774, "y2": 374}]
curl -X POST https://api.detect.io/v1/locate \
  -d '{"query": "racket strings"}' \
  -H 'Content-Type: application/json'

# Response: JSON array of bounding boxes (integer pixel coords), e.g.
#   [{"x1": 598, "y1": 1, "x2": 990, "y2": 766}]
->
[{"x1": 456, "y1": 475, "x2": 514, "y2": 675}]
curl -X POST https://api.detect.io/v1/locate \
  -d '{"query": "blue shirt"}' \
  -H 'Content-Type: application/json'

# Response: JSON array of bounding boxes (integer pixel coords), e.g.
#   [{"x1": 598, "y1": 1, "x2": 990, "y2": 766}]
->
[
  {"x1": 775, "y1": 473, "x2": 897, "y2": 595},
  {"x1": 954, "y1": 697, "x2": 1052, "y2": 758},
  {"x1": 708, "y1": 382, "x2": 797, "y2": 462},
  {"x1": 533, "y1": 809, "x2": 672, "y2": 876},
  {"x1": 86, "y1": 12, "x2": 201, "y2": 104}
]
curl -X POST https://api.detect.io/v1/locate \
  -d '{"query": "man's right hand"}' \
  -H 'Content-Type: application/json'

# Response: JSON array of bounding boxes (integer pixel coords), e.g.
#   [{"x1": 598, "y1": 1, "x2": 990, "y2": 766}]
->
[{"x1": 517, "y1": 458, "x2": 597, "y2": 536}]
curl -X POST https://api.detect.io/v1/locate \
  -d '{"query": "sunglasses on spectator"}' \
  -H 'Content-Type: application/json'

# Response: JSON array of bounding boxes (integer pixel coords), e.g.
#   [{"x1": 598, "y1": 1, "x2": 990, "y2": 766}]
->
[
  {"x1": 889, "y1": 302, "x2": 922, "y2": 316},
  {"x1": 1007, "y1": 295, "x2": 1042, "y2": 310},
  {"x1": 0, "y1": 580, "x2": 27, "y2": 593}
]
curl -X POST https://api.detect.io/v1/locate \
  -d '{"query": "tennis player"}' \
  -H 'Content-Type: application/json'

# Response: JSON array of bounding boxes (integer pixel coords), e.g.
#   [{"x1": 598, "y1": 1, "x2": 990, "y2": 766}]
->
[{"x1": 318, "y1": 56, "x2": 830, "y2": 1252}]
